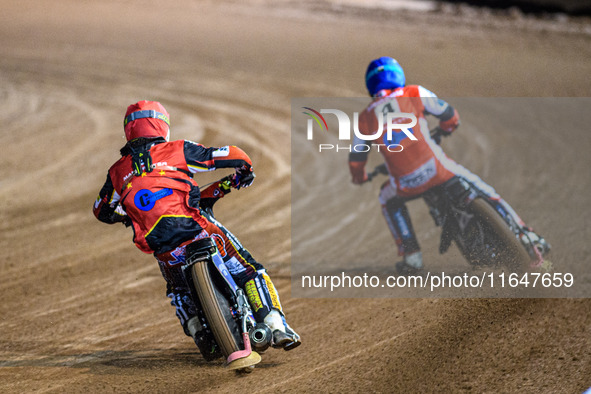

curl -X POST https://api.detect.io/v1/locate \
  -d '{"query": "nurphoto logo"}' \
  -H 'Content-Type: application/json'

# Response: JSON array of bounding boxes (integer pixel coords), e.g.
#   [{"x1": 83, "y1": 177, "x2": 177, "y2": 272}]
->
[{"x1": 302, "y1": 107, "x2": 418, "y2": 153}]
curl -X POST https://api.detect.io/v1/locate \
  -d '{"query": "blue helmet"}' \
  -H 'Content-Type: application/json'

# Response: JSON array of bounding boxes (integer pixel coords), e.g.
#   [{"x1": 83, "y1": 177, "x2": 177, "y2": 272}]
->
[{"x1": 365, "y1": 57, "x2": 406, "y2": 96}]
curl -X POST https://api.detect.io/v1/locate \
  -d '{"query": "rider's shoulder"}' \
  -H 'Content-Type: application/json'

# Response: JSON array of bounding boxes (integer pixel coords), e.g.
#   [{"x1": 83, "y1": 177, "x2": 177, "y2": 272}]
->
[
  {"x1": 108, "y1": 155, "x2": 132, "y2": 178},
  {"x1": 182, "y1": 139, "x2": 205, "y2": 147},
  {"x1": 145, "y1": 139, "x2": 188, "y2": 151},
  {"x1": 403, "y1": 85, "x2": 427, "y2": 97}
]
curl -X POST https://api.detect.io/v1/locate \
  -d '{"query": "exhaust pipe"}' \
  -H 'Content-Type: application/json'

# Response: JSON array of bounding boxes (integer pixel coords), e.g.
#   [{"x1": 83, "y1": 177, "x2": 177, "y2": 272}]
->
[{"x1": 249, "y1": 323, "x2": 272, "y2": 352}]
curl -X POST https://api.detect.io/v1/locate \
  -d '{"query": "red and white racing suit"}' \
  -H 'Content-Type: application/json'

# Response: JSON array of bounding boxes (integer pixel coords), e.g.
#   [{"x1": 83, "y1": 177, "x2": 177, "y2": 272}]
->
[
  {"x1": 349, "y1": 85, "x2": 527, "y2": 256},
  {"x1": 93, "y1": 139, "x2": 283, "y2": 333}
]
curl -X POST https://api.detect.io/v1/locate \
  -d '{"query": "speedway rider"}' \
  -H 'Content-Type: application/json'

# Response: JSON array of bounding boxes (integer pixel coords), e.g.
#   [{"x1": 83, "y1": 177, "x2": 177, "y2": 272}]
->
[
  {"x1": 350, "y1": 57, "x2": 550, "y2": 274},
  {"x1": 93, "y1": 100, "x2": 300, "y2": 354}
]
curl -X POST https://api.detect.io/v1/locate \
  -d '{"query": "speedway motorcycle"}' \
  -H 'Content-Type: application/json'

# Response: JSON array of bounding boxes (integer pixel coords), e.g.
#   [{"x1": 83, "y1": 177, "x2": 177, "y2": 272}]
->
[
  {"x1": 180, "y1": 175, "x2": 272, "y2": 372},
  {"x1": 367, "y1": 128, "x2": 547, "y2": 272}
]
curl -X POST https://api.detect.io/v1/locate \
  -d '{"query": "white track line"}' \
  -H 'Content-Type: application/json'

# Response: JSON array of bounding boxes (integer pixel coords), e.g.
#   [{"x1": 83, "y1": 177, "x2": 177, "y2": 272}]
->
[{"x1": 261, "y1": 328, "x2": 411, "y2": 393}]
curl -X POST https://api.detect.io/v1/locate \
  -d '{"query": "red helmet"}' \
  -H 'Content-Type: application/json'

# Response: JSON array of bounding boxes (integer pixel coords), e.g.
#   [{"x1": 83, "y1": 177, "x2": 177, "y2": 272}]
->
[{"x1": 123, "y1": 100, "x2": 170, "y2": 142}]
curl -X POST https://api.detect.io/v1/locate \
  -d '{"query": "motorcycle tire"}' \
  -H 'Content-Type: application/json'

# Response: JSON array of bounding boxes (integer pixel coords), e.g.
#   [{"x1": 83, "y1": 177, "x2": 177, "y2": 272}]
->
[
  {"x1": 191, "y1": 260, "x2": 243, "y2": 359},
  {"x1": 459, "y1": 198, "x2": 531, "y2": 272}
]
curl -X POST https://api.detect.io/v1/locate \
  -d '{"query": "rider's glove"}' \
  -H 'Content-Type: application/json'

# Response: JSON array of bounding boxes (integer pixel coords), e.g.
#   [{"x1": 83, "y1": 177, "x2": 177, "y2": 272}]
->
[
  {"x1": 432, "y1": 118, "x2": 459, "y2": 144},
  {"x1": 121, "y1": 216, "x2": 132, "y2": 227},
  {"x1": 111, "y1": 205, "x2": 132, "y2": 227},
  {"x1": 351, "y1": 171, "x2": 368, "y2": 185},
  {"x1": 219, "y1": 176, "x2": 233, "y2": 193},
  {"x1": 438, "y1": 108, "x2": 460, "y2": 135},
  {"x1": 232, "y1": 164, "x2": 255, "y2": 190},
  {"x1": 349, "y1": 161, "x2": 368, "y2": 185}
]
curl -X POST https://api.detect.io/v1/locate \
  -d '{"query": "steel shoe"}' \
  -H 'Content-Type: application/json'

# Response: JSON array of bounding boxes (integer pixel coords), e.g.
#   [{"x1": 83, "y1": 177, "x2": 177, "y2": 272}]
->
[{"x1": 272, "y1": 325, "x2": 301, "y2": 351}]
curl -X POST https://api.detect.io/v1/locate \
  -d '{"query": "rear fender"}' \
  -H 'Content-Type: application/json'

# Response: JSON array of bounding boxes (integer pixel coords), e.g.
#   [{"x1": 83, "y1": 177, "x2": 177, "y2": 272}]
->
[
  {"x1": 186, "y1": 237, "x2": 240, "y2": 296},
  {"x1": 427, "y1": 176, "x2": 477, "y2": 253},
  {"x1": 443, "y1": 177, "x2": 477, "y2": 209}
]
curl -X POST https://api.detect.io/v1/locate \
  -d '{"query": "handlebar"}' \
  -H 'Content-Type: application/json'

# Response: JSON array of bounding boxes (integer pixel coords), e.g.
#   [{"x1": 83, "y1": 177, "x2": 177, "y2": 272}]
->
[
  {"x1": 430, "y1": 126, "x2": 447, "y2": 145},
  {"x1": 366, "y1": 163, "x2": 389, "y2": 182},
  {"x1": 202, "y1": 174, "x2": 235, "y2": 190}
]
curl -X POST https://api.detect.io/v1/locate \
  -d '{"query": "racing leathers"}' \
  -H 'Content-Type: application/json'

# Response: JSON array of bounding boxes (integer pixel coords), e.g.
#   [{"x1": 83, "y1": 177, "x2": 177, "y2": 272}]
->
[
  {"x1": 349, "y1": 85, "x2": 546, "y2": 270},
  {"x1": 93, "y1": 138, "x2": 297, "y2": 349}
]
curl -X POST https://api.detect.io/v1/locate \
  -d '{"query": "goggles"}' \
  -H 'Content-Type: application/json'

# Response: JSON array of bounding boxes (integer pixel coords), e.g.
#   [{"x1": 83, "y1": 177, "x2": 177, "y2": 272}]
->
[{"x1": 124, "y1": 110, "x2": 170, "y2": 127}]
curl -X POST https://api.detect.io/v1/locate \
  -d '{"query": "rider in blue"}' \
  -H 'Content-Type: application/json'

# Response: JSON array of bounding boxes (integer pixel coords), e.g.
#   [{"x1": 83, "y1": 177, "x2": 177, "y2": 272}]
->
[{"x1": 351, "y1": 57, "x2": 550, "y2": 273}]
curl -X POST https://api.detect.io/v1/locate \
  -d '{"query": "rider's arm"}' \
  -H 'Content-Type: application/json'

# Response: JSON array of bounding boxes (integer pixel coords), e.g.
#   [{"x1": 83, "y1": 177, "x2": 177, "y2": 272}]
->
[
  {"x1": 348, "y1": 113, "x2": 370, "y2": 184},
  {"x1": 183, "y1": 141, "x2": 252, "y2": 173},
  {"x1": 183, "y1": 140, "x2": 254, "y2": 189},
  {"x1": 418, "y1": 86, "x2": 460, "y2": 133},
  {"x1": 349, "y1": 152, "x2": 368, "y2": 184},
  {"x1": 93, "y1": 173, "x2": 128, "y2": 224}
]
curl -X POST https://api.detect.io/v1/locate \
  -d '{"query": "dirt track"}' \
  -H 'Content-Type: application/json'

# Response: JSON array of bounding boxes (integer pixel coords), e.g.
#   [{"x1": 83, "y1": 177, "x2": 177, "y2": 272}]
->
[{"x1": 1, "y1": 0, "x2": 590, "y2": 392}]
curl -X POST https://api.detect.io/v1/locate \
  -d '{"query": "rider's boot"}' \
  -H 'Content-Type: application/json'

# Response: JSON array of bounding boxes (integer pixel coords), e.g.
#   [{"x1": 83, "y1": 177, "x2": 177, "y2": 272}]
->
[
  {"x1": 186, "y1": 315, "x2": 201, "y2": 338},
  {"x1": 186, "y1": 316, "x2": 221, "y2": 361},
  {"x1": 245, "y1": 270, "x2": 301, "y2": 351},
  {"x1": 395, "y1": 251, "x2": 423, "y2": 275},
  {"x1": 520, "y1": 228, "x2": 551, "y2": 257},
  {"x1": 264, "y1": 309, "x2": 302, "y2": 351}
]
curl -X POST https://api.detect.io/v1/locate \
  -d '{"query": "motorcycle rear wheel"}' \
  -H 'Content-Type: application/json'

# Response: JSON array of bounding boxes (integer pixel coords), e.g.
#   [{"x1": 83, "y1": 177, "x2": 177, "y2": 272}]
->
[
  {"x1": 191, "y1": 260, "x2": 243, "y2": 360},
  {"x1": 458, "y1": 198, "x2": 531, "y2": 272}
]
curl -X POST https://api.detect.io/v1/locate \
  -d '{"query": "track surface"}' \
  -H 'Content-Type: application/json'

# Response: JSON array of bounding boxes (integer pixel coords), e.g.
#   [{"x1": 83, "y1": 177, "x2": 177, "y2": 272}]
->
[{"x1": 1, "y1": 1, "x2": 590, "y2": 392}]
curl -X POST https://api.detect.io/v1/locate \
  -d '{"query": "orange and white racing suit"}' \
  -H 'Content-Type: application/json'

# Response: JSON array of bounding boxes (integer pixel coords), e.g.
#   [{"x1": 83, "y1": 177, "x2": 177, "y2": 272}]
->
[{"x1": 349, "y1": 85, "x2": 527, "y2": 256}]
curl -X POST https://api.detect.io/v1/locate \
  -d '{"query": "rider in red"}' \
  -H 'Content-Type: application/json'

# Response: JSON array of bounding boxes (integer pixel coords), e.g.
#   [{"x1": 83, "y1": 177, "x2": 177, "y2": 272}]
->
[
  {"x1": 93, "y1": 100, "x2": 300, "y2": 355},
  {"x1": 350, "y1": 57, "x2": 550, "y2": 274}
]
